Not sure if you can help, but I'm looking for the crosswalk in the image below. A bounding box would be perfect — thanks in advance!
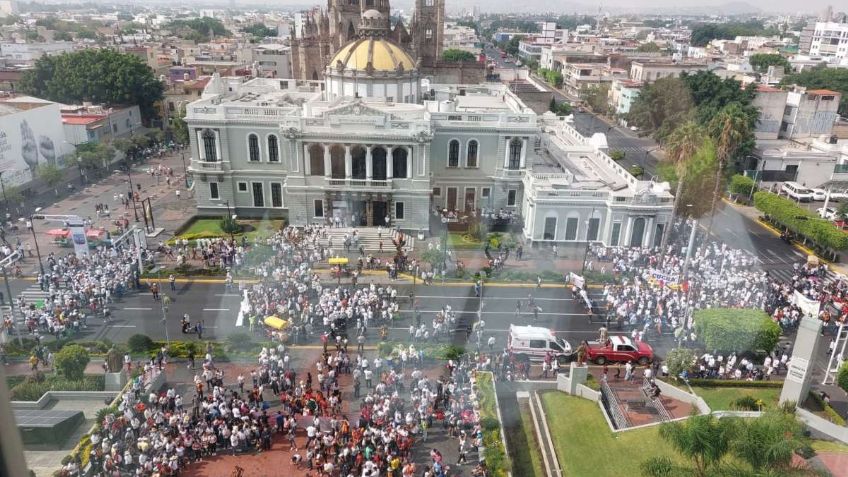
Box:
[3,284,52,325]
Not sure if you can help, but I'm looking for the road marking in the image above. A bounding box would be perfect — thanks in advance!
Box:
[409,295,575,302]
[123,307,152,311]
[396,309,588,316]
[203,308,230,311]
[214,294,241,297]
[109,325,137,328]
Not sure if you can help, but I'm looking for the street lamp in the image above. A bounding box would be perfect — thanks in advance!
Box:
[581,207,597,273]
[181,151,190,188]
[126,161,140,223]
[28,208,44,275]
[0,170,8,214]
[643,147,660,170]
[0,251,24,346]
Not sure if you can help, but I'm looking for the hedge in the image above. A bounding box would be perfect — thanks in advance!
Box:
[693,308,781,353]
[477,373,509,477]
[686,378,783,388]
[729,174,755,197]
[838,362,848,394]
[754,191,848,252]
[10,375,105,401]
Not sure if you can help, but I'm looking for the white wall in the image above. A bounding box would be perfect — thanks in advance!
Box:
[0,102,73,187]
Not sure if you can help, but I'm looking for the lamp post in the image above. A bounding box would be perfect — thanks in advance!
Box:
[643,146,660,170]
[0,251,23,346]
[580,207,597,274]
[28,209,44,275]
[0,170,7,214]
[181,151,189,188]
[441,217,448,283]
[126,161,140,223]
[158,269,170,348]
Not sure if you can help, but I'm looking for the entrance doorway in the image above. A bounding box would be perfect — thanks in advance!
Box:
[352,200,367,226]
[446,187,458,211]
[464,188,476,212]
[543,216,557,240]
[373,201,388,226]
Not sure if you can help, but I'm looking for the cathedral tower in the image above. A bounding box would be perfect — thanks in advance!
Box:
[411,0,444,68]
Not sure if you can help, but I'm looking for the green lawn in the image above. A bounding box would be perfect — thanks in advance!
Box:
[689,386,781,411]
[447,232,484,250]
[541,392,680,476]
[182,218,224,235]
[177,218,284,241]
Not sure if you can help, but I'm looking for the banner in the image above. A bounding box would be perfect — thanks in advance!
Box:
[649,269,679,286]
[69,222,88,256]
[568,272,585,289]
[793,290,821,318]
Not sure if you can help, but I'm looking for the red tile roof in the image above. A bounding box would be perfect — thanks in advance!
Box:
[62,116,104,125]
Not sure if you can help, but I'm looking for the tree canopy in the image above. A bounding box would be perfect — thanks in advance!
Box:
[241,23,276,38]
[636,41,662,52]
[441,49,477,62]
[749,53,791,73]
[19,49,164,122]
[168,17,231,42]
[626,76,694,140]
[690,20,779,46]
[754,191,848,253]
[782,66,848,115]
[693,308,781,353]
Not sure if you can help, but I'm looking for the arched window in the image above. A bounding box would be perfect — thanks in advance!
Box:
[392,148,408,178]
[330,145,346,178]
[202,129,217,162]
[267,135,279,162]
[372,147,387,180]
[351,146,367,179]
[448,140,459,167]
[248,134,260,162]
[508,138,522,169]
[309,144,324,176]
[466,140,478,168]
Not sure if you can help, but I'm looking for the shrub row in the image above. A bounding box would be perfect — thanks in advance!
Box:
[10,375,105,401]
[477,373,509,477]
[754,191,848,251]
[686,378,784,388]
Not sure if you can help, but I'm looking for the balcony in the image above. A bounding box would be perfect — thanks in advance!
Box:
[190,159,226,174]
[498,168,525,179]
[324,178,392,189]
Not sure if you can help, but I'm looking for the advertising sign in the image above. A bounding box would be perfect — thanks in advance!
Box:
[0,102,72,188]
[69,222,88,256]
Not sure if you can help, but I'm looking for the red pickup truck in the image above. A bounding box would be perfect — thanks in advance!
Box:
[586,336,653,365]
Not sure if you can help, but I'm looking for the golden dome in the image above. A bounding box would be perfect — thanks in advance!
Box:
[330,37,416,73]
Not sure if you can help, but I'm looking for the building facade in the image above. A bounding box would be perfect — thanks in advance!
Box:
[185,11,673,245]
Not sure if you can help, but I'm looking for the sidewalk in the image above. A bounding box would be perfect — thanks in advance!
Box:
[11,152,196,275]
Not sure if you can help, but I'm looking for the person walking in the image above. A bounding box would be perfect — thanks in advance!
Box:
[169,274,176,291]
[150,282,160,301]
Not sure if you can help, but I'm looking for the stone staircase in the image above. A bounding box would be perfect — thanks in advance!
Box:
[316,227,415,253]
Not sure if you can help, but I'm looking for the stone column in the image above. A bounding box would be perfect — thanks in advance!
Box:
[520,138,528,169]
[504,138,511,168]
[344,145,352,179]
[323,144,331,178]
[366,199,373,226]
[406,146,413,179]
[386,146,393,180]
[304,144,311,175]
[365,146,373,180]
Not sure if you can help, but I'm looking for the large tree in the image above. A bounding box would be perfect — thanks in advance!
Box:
[706,103,753,235]
[782,66,848,115]
[625,76,694,140]
[19,49,164,122]
[660,120,706,254]
[749,53,791,73]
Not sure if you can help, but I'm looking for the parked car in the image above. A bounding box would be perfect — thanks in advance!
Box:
[830,190,848,202]
[585,336,653,365]
[507,325,572,364]
[781,182,815,202]
[810,188,828,201]
[817,207,838,220]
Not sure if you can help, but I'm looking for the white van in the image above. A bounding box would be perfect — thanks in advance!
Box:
[507,325,572,364]
[781,182,815,202]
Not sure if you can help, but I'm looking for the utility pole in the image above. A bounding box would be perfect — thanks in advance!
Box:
[181,151,190,188]
[28,210,44,275]
[1,251,24,346]
[682,218,698,279]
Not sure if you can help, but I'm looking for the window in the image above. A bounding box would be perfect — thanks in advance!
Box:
[529,340,546,349]
[248,134,260,162]
[314,199,324,217]
[565,217,578,241]
[202,129,217,162]
[507,189,517,206]
[237,182,247,192]
[252,182,264,207]
[392,148,408,178]
[466,140,478,168]
[270,183,283,207]
[508,138,522,169]
[268,135,279,162]
[112,123,117,133]
[611,222,621,246]
[432,187,441,196]
[209,182,219,200]
[125,118,131,129]
[395,202,405,220]
[481,187,490,198]
[448,140,460,167]
[653,223,665,248]
[587,217,600,241]
[426,28,433,40]
[543,217,556,240]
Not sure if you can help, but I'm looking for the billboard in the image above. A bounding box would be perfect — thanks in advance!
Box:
[69,221,88,256]
[0,100,72,188]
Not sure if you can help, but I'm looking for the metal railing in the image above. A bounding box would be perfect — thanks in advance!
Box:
[600,380,631,429]
[324,178,392,188]
[642,378,672,422]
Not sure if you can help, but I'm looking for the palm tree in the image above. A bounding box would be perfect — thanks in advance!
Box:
[729,410,824,476]
[641,414,736,477]
[659,121,706,257]
[706,104,751,236]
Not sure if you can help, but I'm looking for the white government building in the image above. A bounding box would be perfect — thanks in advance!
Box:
[185,11,674,247]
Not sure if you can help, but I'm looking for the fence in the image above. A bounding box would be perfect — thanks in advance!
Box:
[642,378,672,422]
[600,380,630,429]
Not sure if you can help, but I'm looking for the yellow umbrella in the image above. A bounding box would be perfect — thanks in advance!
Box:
[328,257,349,265]
[264,316,288,330]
